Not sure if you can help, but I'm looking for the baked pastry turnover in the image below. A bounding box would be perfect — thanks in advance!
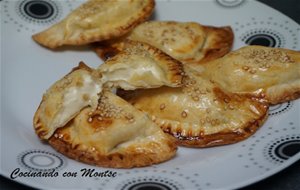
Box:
[32,0,155,48]
[34,63,179,167]
[48,91,177,168]
[98,41,184,90]
[118,65,269,147]
[94,21,234,64]
[202,46,300,104]
[33,43,185,167]
[34,51,183,140]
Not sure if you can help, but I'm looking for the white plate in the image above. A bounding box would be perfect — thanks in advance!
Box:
[1,0,300,190]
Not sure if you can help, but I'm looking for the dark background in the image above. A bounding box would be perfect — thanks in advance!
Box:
[1,0,299,189]
[259,0,300,25]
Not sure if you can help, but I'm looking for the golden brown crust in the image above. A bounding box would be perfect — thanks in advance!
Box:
[202,46,300,105]
[198,26,234,64]
[270,92,300,105]
[49,130,177,168]
[156,87,269,147]
[46,91,177,168]
[118,65,269,147]
[93,21,234,64]
[34,65,178,168]
[93,40,126,61]
[266,82,300,105]
[34,42,184,141]
[32,0,155,48]
[158,103,268,148]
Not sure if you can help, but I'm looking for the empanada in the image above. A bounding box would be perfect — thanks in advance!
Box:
[118,65,268,147]
[48,91,177,168]
[34,63,102,139]
[34,59,180,167]
[32,0,155,48]
[201,46,300,104]
[98,40,184,90]
[34,47,183,140]
[94,21,234,64]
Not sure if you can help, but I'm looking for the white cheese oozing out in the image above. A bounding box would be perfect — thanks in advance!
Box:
[46,73,102,139]
[99,58,167,90]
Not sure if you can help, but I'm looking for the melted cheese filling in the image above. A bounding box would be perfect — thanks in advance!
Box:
[47,73,102,139]
[100,58,167,90]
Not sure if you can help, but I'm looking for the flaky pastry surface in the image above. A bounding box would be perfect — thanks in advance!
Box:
[48,91,177,168]
[32,0,155,48]
[94,21,233,64]
[118,65,269,147]
[202,46,300,104]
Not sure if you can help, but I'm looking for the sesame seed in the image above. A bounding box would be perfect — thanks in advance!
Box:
[211,120,216,126]
[249,69,256,74]
[125,113,134,120]
[200,90,206,94]
[242,48,294,67]
[224,98,230,103]
[192,96,199,101]
[181,111,187,118]
[58,134,64,139]
[160,103,166,110]
[242,66,249,71]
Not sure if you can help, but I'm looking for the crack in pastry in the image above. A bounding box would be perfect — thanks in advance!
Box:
[98,40,184,90]
[94,21,233,64]
[201,46,300,104]
[33,59,181,167]
[34,63,102,139]
[32,0,155,48]
[118,65,269,147]
[34,43,184,140]
[48,91,177,168]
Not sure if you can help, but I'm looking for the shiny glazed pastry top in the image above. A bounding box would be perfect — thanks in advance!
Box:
[32,0,155,48]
